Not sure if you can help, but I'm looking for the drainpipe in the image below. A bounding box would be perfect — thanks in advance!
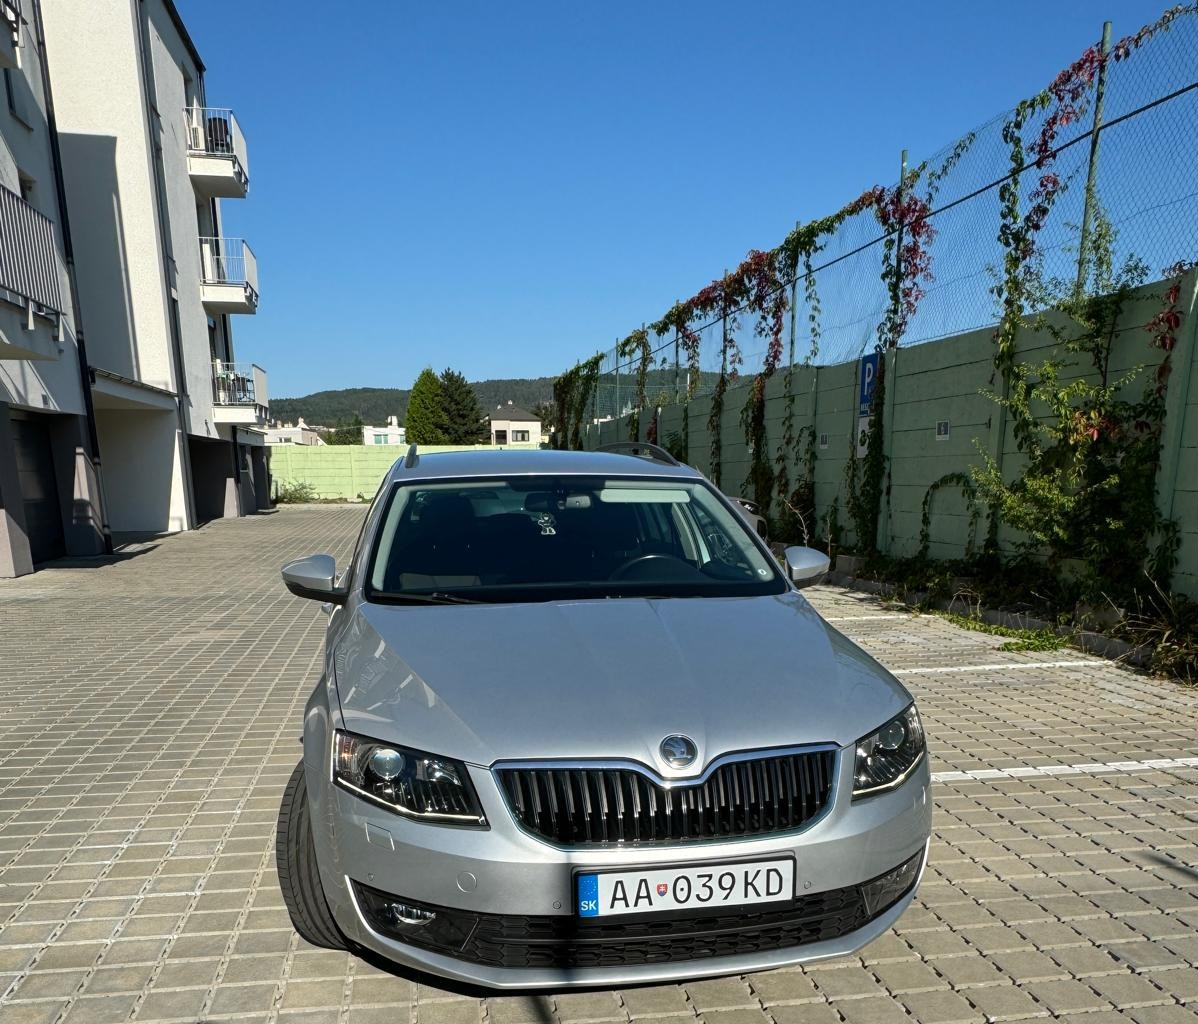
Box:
[30,0,113,553]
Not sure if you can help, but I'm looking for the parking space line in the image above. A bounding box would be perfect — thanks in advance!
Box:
[932,756,1198,783]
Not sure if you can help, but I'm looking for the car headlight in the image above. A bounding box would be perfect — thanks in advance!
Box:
[852,704,926,798]
[333,730,486,825]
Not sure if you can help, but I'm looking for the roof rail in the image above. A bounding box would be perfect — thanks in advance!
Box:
[596,441,682,467]
[403,443,419,469]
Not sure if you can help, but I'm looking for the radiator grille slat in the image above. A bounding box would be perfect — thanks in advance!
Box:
[497,750,835,846]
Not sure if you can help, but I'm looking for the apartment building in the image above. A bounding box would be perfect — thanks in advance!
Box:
[41,0,268,535]
[362,416,406,446]
[265,419,325,446]
[0,0,106,575]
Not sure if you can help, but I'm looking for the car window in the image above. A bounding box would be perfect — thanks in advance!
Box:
[364,475,785,603]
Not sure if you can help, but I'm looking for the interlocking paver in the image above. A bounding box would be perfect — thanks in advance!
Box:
[958,983,1046,1021]
[769,1003,843,1024]
[898,989,982,1023]
[1,507,1197,1024]
[833,994,912,1024]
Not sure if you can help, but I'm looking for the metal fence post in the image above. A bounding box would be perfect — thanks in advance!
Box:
[878,150,907,555]
[674,328,681,405]
[1076,21,1113,297]
[613,338,620,421]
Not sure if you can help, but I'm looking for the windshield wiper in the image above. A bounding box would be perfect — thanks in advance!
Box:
[371,592,487,605]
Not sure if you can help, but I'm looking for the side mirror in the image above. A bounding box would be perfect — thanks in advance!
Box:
[783,546,830,588]
[282,553,348,605]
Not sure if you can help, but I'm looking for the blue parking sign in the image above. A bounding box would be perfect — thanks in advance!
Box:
[859,353,880,416]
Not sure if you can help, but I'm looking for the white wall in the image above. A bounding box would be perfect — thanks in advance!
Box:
[95,408,189,533]
[41,0,176,390]
[490,417,540,447]
[143,0,222,441]
[362,425,406,445]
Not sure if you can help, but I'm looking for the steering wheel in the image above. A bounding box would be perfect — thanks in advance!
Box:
[610,553,686,580]
[706,531,735,561]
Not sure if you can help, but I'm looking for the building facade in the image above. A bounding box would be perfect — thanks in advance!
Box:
[0,0,106,575]
[41,0,268,536]
[489,403,540,448]
[362,415,405,446]
[266,418,325,446]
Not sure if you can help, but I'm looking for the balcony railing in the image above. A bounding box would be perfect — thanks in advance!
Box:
[213,361,269,414]
[186,106,249,181]
[0,185,64,315]
[2,0,19,50]
[200,236,258,297]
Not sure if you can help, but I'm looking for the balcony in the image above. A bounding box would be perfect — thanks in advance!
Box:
[200,237,258,314]
[186,107,249,198]
[0,184,66,359]
[212,361,269,425]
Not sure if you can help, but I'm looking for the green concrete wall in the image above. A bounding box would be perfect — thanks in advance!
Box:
[582,272,1198,596]
[269,445,508,501]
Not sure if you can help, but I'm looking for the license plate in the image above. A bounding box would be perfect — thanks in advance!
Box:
[576,858,794,918]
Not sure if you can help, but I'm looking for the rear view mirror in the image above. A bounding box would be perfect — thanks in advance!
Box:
[783,546,830,588]
[282,553,348,605]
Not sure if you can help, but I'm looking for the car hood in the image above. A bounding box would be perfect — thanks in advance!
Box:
[332,592,911,775]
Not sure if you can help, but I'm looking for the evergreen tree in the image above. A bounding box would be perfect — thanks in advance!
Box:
[324,414,364,445]
[405,368,449,444]
[439,368,488,444]
[529,401,554,432]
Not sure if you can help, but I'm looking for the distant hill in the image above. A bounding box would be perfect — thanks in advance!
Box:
[270,378,556,427]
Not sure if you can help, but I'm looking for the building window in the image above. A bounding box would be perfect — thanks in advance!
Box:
[4,69,33,130]
[512,430,530,442]
[494,430,508,445]
[373,435,387,445]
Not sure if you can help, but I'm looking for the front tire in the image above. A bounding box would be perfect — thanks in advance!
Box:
[277,760,345,949]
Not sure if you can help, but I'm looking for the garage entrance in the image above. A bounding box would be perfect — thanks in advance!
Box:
[10,416,65,564]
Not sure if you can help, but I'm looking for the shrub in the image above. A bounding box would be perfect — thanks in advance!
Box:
[274,479,319,504]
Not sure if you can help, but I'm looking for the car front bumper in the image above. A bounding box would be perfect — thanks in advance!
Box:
[302,739,932,989]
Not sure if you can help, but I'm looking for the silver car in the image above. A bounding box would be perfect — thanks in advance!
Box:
[277,445,931,990]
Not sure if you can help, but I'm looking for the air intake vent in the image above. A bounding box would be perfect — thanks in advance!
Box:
[496,749,836,846]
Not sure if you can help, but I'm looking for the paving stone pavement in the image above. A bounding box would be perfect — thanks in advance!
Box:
[1,506,1196,1024]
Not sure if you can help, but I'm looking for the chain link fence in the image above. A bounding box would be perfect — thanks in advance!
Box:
[580,10,1198,420]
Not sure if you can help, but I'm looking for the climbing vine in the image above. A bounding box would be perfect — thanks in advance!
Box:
[738,250,791,507]
[551,353,602,450]
[776,425,818,545]
[919,473,980,559]
[975,214,1190,600]
[543,2,1197,598]
[975,4,1198,601]
[617,328,652,442]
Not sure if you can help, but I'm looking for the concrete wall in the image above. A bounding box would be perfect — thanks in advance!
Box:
[581,272,1198,597]
[270,445,509,501]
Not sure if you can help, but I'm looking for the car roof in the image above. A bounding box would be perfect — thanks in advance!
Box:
[382,448,704,485]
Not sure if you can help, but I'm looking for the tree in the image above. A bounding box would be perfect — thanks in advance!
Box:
[529,400,554,432]
[439,368,488,444]
[323,414,364,445]
[405,368,448,444]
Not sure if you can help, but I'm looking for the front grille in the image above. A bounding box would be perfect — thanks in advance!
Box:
[495,750,836,846]
[353,877,873,969]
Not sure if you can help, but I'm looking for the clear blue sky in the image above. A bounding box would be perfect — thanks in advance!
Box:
[180,1,1170,398]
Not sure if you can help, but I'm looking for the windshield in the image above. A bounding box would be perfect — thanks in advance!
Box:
[364,475,785,603]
